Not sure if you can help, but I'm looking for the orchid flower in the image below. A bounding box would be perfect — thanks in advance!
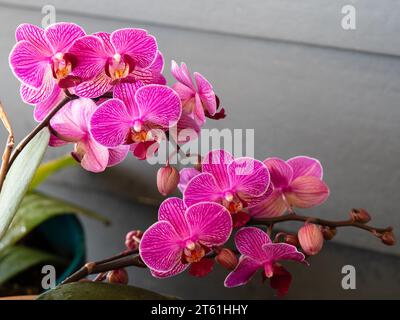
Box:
[139,198,232,278]
[183,150,271,218]
[89,82,181,160]
[69,29,161,98]
[249,156,330,218]
[50,98,129,172]
[224,227,306,289]
[171,61,217,126]
[9,23,85,113]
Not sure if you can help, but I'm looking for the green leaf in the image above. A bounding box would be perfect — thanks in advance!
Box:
[0,245,66,285]
[0,128,50,239]
[37,282,176,300]
[0,192,110,254]
[29,154,76,191]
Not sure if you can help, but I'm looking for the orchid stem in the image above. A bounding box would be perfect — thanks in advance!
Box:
[0,101,15,191]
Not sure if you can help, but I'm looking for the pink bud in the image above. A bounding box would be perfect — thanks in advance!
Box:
[157,165,179,196]
[106,269,129,285]
[215,248,238,271]
[381,230,395,246]
[298,223,324,256]
[125,230,143,251]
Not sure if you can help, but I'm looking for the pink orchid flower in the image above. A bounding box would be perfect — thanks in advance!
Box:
[90,82,181,160]
[50,98,128,172]
[9,23,85,106]
[140,198,232,278]
[249,156,330,218]
[69,29,161,98]
[183,150,271,216]
[224,227,306,288]
[171,61,217,126]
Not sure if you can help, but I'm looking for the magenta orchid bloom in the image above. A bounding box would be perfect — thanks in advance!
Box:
[69,29,161,98]
[171,61,217,126]
[224,227,306,288]
[89,83,181,161]
[9,23,85,107]
[249,156,330,218]
[183,150,271,216]
[50,98,129,172]
[139,198,232,278]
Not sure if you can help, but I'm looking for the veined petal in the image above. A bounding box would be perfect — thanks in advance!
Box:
[113,82,140,118]
[20,68,54,105]
[15,23,51,55]
[93,32,114,55]
[194,72,216,115]
[44,22,85,53]
[183,172,222,207]
[34,85,65,122]
[186,202,232,247]
[194,93,206,125]
[248,189,287,218]
[139,221,182,272]
[201,149,233,190]
[287,156,323,180]
[9,40,50,88]
[228,157,270,200]
[50,98,97,141]
[172,82,195,102]
[49,133,68,147]
[178,168,200,193]
[130,51,166,85]
[224,256,261,288]
[90,98,132,147]
[69,35,108,81]
[171,60,195,90]
[150,263,188,278]
[262,243,306,264]
[111,28,157,68]
[79,139,109,173]
[234,227,272,260]
[264,157,293,188]
[135,84,181,128]
[107,145,129,167]
[74,72,112,98]
[285,176,330,208]
[158,197,189,239]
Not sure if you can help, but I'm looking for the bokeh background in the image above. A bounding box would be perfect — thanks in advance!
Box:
[0,0,399,298]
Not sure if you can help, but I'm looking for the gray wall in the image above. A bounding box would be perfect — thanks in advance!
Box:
[0,1,399,298]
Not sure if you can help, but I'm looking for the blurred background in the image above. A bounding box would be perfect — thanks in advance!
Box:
[0,0,399,298]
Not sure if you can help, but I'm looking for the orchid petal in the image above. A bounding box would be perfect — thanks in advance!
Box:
[111,28,157,68]
[107,145,129,167]
[264,157,293,188]
[90,98,132,147]
[135,84,181,128]
[201,149,233,190]
[228,157,270,200]
[285,176,330,208]
[15,23,51,55]
[113,82,140,118]
[178,168,200,193]
[262,243,306,264]
[93,32,114,55]
[20,69,54,105]
[78,139,109,173]
[139,221,182,272]
[287,156,323,180]
[172,82,195,102]
[74,72,112,98]
[158,197,189,238]
[186,202,232,247]
[194,72,216,115]
[171,60,195,89]
[44,22,85,53]
[234,227,272,260]
[150,263,188,278]
[34,85,65,122]
[9,40,50,88]
[248,189,287,218]
[224,256,261,288]
[183,173,222,207]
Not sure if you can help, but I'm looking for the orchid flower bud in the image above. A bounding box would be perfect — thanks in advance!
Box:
[322,226,337,240]
[106,268,129,285]
[350,208,371,223]
[125,230,143,251]
[157,165,179,196]
[381,230,395,246]
[284,234,299,246]
[298,223,324,256]
[215,248,238,271]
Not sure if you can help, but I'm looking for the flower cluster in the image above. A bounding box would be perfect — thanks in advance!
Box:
[9,22,221,171]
